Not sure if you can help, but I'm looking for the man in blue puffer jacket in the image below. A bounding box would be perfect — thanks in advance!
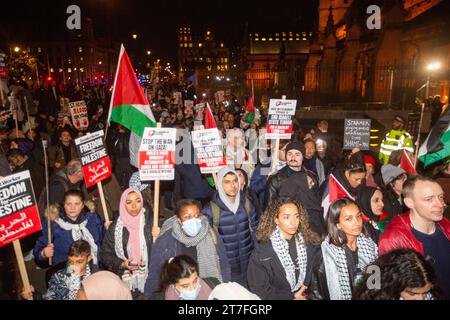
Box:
[202,168,258,288]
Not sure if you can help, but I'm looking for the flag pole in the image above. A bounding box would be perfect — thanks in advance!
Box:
[414,102,425,168]
[105,44,124,141]
[42,139,52,266]
[152,122,162,243]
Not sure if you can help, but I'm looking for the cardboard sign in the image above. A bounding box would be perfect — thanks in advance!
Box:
[75,130,112,188]
[191,129,227,174]
[184,100,194,116]
[69,100,89,129]
[0,171,42,247]
[343,118,371,150]
[195,103,205,121]
[265,99,297,139]
[139,128,176,181]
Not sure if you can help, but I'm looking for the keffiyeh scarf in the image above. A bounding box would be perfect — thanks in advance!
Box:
[270,226,307,292]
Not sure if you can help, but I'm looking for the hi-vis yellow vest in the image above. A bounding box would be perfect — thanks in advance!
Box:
[379,129,414,164]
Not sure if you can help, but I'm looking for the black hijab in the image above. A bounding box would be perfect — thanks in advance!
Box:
[356,186,378,221]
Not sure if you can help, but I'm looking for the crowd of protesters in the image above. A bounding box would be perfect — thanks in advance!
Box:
[0,76,449,301]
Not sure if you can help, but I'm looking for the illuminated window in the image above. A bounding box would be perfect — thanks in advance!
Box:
[68,68,72,73]
[180,43,183,47]
[207,65,212,71]
[184,43,187,47]
[206,58,211,63]
[80,57,83,61]
[275,38,279,41]
[254,38,259,41]
[78,47,83,53]
[189,43,193,47]
[68,59,72,64]
[296,38,300,41]
[199,57,203,62]
[282,32,286,36]
[50,68,54,73]
[37,47,42,53]
[282,38,286,41]
[59,68,63,73]
[220,43,224,48]
[261,38,266,41]
[225,65,228,70]
[217,65,221,70]
[275,33,279,36]
[80,68,84,73]
[255,33,259,37]
[184,36,187,41]
[224,58,227,62]
[296,33,300,37]
[289,38,293,41]
[268,38,273,41]
[302,38,307,40]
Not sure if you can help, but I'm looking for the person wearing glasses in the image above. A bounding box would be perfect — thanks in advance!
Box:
[380,164,408,218]
[379,176,450,299]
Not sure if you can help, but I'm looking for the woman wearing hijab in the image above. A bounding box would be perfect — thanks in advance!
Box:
[355,186,391,244]
[100,188,160,298]
[77,271,132,300]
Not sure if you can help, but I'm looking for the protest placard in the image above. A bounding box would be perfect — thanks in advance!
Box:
[195,102,205,121]
[69,100,89,129]
[215,90,225,103]
[75,130,112,188]
[191,128,227,174]
[265,99,297,139]
[139,127,176,180]
[0,171,42,247]
[343,118,371,150]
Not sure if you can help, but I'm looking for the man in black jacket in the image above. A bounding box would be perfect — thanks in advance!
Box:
[264,141,324,235]
[7,149,45,199]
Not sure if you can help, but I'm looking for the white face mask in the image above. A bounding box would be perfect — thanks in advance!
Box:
[178,282,201,300]
[181,218,202,237]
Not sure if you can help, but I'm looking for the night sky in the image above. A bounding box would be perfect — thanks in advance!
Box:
[1,0,318,64]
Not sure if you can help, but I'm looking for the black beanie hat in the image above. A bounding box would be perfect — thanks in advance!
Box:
[285,141,305,156]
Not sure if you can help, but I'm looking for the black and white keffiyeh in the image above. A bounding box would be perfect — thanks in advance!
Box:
[55,219,99,265]
[270,226,307,292]
[321,234,378,300]
[67,264,91,300]
[114,213,148,293]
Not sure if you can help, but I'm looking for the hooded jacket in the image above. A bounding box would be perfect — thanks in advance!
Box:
[202,168,257,285]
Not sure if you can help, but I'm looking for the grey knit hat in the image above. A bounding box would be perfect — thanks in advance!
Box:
[381,164,406,185]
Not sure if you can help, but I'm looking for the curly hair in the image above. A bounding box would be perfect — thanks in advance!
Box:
[353,249,446,300]
[257,197,321,246]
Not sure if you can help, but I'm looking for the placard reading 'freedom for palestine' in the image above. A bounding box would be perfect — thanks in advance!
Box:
[343,118,371,150]
[139,127,176,181]
[191,128,227,174]
[265,99,297,139]
[0,171,42,247]
[75,130,112,188]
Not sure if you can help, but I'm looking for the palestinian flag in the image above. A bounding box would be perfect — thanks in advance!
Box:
[244,80,255,124]
[321,173,354,219]
[418,107,450,168]
[204,102,217,129]
[400,149,417,176]
[107,44,156,167]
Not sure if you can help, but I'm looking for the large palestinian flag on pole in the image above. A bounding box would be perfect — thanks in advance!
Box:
[418,107,450,168]
[107,44,156,167]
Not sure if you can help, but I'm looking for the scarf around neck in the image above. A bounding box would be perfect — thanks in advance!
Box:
[171,216,223,282]
[270,226,307,292]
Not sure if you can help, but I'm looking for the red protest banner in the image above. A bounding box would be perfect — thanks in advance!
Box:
[75,130,112,188]
[0,171,42,248]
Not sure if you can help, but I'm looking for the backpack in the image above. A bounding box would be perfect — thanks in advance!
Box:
[210,196,253,234]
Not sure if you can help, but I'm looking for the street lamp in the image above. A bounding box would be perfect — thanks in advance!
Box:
[425,62,441,99]
[14,47,20,52]
[147,50,151,56]
[132,34,138,39]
